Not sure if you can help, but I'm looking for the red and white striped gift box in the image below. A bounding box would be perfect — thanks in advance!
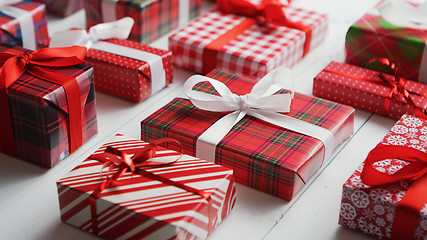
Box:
[57,134,236,240]
[169,1,327,80]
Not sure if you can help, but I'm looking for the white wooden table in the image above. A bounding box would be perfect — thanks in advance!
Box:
[0,0,399,239]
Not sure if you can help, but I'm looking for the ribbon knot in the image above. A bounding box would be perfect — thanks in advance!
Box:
[236,94,250,112]
[19,52,31,63]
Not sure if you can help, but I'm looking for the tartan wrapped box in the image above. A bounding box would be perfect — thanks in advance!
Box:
[313,61,427,120]
[40,37,173,102]
[0,1,48,50]
[0,43,97,168]
[141,69,354,200]
[168,1,328,80]
[345,2,427,84]
[32,0,83,17]
[339,114,427,240]
[83,0,202,45]
[57,134,236,240]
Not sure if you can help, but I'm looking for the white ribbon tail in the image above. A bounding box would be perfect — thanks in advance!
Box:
[178,0,190,27]
[0,5,36,50]
[49,30,90,48]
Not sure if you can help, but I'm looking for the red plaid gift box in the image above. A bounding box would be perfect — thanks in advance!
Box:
[313,61,427,120]
[57,134,236,240]
[169,0,328,80]
[0,43,97,168]
[40,33,173,102]
[141,69,354,200]
[345,1,427,84]
[339,114,427,240]
[32,0,83,17]
[0,1,48,50]
[83,0,201,45]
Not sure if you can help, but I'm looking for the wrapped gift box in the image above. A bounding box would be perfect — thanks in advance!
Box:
[345,2,427,84]
[0,43,97,168]
[0,1,48,50]
[40,37,173,102]
[339,114,427,239]
[84,0,202,44]
[169,2,328,80]
[313,61,427,119]
[57,134,236,240]
[141,69,354,200]
[32,0,83,17]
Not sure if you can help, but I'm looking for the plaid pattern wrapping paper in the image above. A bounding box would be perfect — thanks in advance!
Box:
[57,134,236,240]
[339,115,427,240]
[32,0,83,17]
[84,0,201,45]
[1,43,98,168]
[313,61,427,120]
[141,70,354,200]
[168,3,328,80]
[0,1,48,49]
[345,4,427,83]
[40,37,173,102]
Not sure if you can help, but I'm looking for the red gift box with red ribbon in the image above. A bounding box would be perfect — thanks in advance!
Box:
[0,43,97,168]
[168,0,328,80]
[57,134,236,240]
[339,114,427,240]
[313,61,427,120]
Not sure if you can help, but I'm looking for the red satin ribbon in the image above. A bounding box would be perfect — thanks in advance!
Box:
[87,138,212,235]
[324,58,427,120]
[0,46,87,156]
[361,144,427,240]
[202,0,311,74]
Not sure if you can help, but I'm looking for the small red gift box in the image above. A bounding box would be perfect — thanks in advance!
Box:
[57,134,236,240]
[169,0,328,80]
[339,114,427,239]
[313,61,427,120]
[40,36,173,102]
[84,0,202,44]
[141,69,354,200]
[0,43,97,168]
[0,1,48,50]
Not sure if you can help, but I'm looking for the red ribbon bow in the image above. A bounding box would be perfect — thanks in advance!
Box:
[369,58,427,120]
[361,143,427,240]
[87,138,212,235]
[0,46,87,157]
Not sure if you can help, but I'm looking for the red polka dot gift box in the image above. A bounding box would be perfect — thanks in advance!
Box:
[313,61,427,120]
[57,134,236,240]
[168,0,328,80]
[141,68,354,201]
[339,114,427,240]
[32,0,83,17]
[40,36,173,102]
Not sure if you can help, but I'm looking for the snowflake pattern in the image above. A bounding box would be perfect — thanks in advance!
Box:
[421,220,427,231]
[374,205,385,215]
[341,203,357,220]
[351,190,370,208]
[421,126,427,135]
[370,188,392,204]
[391,125,408,134]
[373,159,391,168]
[406,131,419,139]
[420,135,427,142]
[376,217,386,227]
[386,135,407,145]
[410,139,420,145]
[403,116,423,127]
[409,144,426,152]
[362,208,376,221]
[420,203,427,216]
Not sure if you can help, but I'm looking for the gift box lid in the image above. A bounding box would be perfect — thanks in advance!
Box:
[57,134,236,239]
[316,61,427,110]
[2,43,93,114]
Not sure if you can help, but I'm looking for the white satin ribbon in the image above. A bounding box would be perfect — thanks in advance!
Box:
[49,17,166,94]
[0,1,36,50]
[183,67,335,165]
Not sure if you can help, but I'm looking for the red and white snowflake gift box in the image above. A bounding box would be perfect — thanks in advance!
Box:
[168,0,327,80]
[57,134,236,240]
[339,114,427,240]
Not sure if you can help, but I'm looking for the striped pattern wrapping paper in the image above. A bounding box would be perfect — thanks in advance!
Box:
[313,61,427,120]
[345,4,427,83]
[141,70,354,200]
[32,0,83,17]
[57,134,236,240]
[84,0,202,45]
[0,1,48,48]
[168,2,328,80]
[1,43,97,168]
[40,37,173,102]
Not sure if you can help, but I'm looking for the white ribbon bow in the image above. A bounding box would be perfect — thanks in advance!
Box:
[49,17,167,95]
[0,0,36,50]
[378,0,427,30]
[183,67,335,168]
